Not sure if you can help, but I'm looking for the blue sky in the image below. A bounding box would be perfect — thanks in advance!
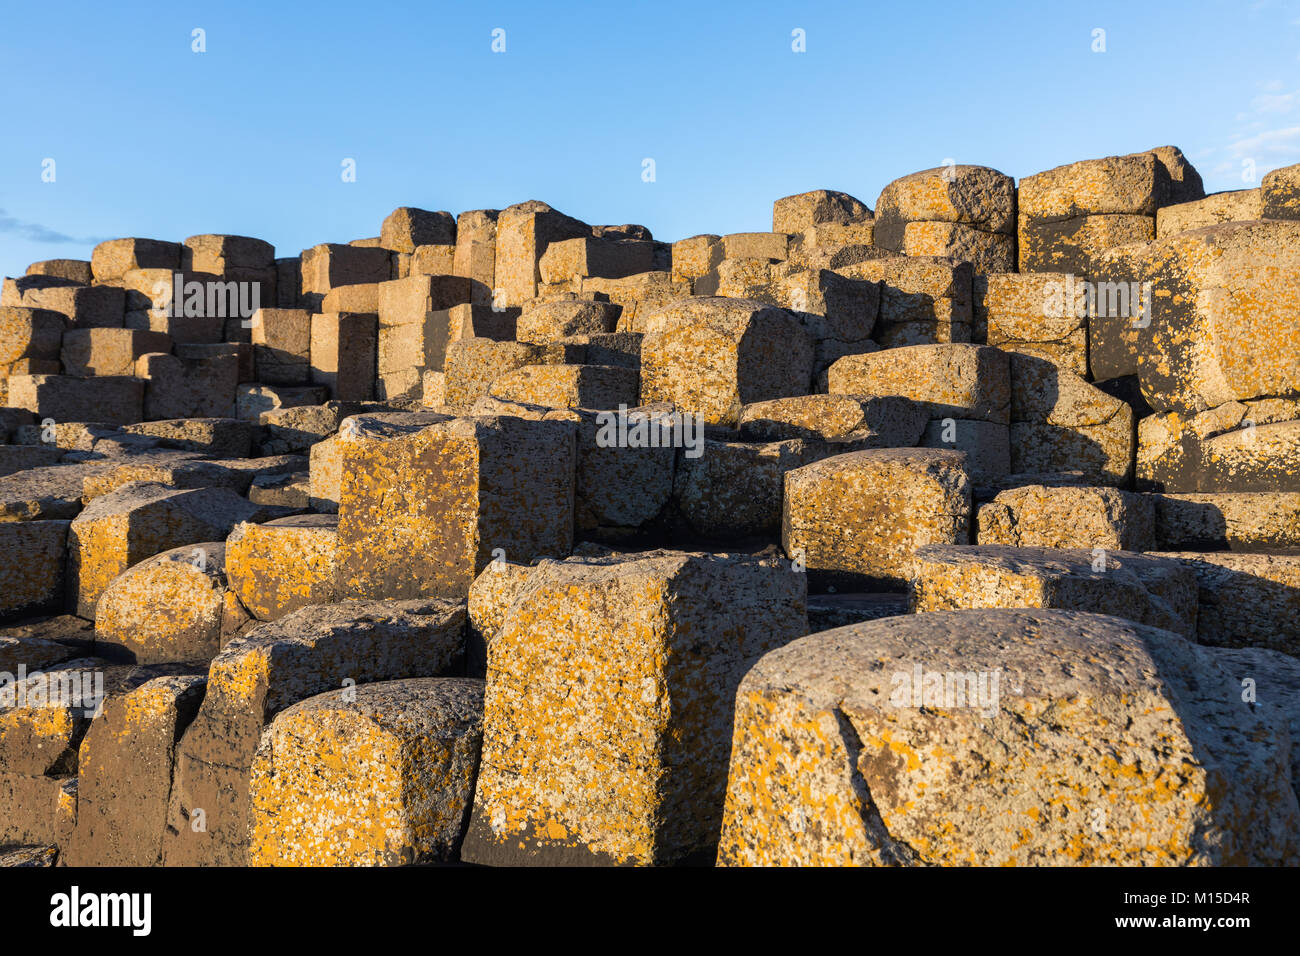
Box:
[2,0,1299,278]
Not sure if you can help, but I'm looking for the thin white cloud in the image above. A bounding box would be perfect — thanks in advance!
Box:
[1208,78,1300,182]
[1251,89,1300,114]
[1228,124,1300,158]
[0,208,104,244]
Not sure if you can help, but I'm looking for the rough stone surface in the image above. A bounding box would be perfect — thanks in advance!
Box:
[1010,354,1135,485]
[673,438,858,539]
[488,363,638,411]
[0,773,77,851]
[163,597,466,866]
[0,520,70,619]
[783,448,971,589]
[978,485,1155,551]
[1262,162,1300,220]
[0,462,115,522]
[910,544,1197,637]
[335,414,575,602]
[1208,646,1300,794]
[62,674,206,866]
[1094,221,1300,415]
[826,345,1009,425]
[516,300,621,343]
[738,395,928,445]
[919,418,1010,482]
[0,307,66,365]
[462,551,807,866]
[122,418,253,458]
[874,166,1017,242]
[93,542,249,663]
[68,482,272,618]
[837,256,973,346]
[225,514,339,622]
[1157,189,1262,237]
[6,374,144,426]
[1151,552,1300,658]
[981,273,1088,375]
[640,298,814,426]
[248,677,484,866]
[1153,492,1300,550]
[773,190,871,238]
[718,608,1297,866]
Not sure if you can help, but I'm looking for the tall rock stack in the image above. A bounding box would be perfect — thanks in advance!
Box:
[2,151,1300,868]
[873,165,1018,273]
[1017,146,1204,274]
